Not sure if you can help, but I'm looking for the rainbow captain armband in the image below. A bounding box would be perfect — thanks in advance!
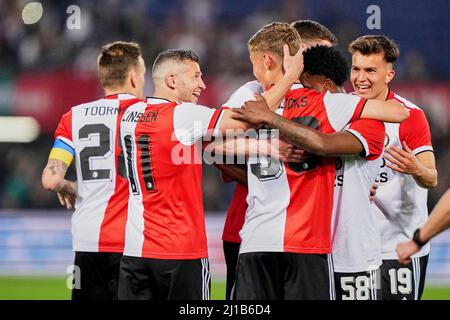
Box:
[49,138,75,167]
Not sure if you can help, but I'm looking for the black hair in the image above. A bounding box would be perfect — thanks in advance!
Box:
[303,45,349,86]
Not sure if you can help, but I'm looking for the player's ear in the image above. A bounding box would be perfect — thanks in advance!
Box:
[130,70,137,88]
[323,78,335,92]
[166,74,176,90]
[386,68,395,85]
[385,62,395,84]
[263,54,273,70]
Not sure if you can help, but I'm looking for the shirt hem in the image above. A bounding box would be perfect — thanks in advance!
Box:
[333,263,382,273]
[124,251,208,260]
[240,245,331,254]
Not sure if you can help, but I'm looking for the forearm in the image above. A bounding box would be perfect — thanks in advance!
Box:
[413,165,438,189]
[215,164,248,186]
[42,159,70,192]
[262,75,298,111]
[420,189,450,242]
[264,113,343,156]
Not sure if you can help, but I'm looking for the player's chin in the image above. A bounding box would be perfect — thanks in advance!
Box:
[355,89,372,99]
[191,94,199,103]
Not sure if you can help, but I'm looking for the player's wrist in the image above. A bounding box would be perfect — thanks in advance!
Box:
[412,228,428,248]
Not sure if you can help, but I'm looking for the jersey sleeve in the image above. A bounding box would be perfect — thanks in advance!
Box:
[222,81,263,108]
[173,103,225,146]
[345,119,385,160]
[399,108,433,155]
[323,91,367,131]
[49,110,75,166]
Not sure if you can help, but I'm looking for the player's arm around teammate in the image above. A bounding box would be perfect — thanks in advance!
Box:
[232,91,407,157]
[217,44,305,132]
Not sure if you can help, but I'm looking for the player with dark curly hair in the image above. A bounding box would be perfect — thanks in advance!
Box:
[301,45,349,93]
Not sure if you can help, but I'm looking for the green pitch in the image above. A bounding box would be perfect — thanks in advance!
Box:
[0,277,448,300]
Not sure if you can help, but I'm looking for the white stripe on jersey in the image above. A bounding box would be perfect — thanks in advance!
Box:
[201,258,210,300]
[413,257,420,300]
[70,99,121,252]
[374,92,431,259]
[346,128,370,157]
[121,102,147,257]
[327,254,335,300]
[331,152,383,273]
[239,157,290,254]
[222,80,263,108]
[323,92,364,131]
[412,145,434,155]
[56,136,75,149]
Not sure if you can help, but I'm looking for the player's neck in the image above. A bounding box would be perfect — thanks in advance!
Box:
[152,88,175,102]
[103,87,137,98]
[265,70,285,90]
[373,86,390,101]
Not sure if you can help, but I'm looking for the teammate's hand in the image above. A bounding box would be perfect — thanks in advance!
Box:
[384,141,424,176]
[396,240,420,264]
[369,182,379,203]
[282,43,306,82]
[274,138,305,163]
[57,180,77,210]
[231,94,272,127]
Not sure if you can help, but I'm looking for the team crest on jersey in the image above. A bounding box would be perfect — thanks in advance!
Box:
[383,132,390,150]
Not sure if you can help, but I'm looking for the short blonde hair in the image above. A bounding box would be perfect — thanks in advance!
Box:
[248,22,301,57]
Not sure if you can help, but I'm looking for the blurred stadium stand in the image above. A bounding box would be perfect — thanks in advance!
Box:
[0,210,449,286]
[0,0,449,286]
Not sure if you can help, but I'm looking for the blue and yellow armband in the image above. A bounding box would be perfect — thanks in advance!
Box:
[49,139,75,167]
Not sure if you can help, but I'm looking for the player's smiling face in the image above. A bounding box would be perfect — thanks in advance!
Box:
[351,51,395,100]
[176,60,206,103]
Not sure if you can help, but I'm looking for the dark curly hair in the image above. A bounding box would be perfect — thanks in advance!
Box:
[303,45,349,86]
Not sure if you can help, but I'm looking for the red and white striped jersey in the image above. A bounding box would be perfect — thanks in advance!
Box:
[373,90,433,259]
[221,81,263,243]
[331,119,385,272]
[52,93,140,253]
[240,84,367,254]
[120,97,224,259]
[223,183,248,243]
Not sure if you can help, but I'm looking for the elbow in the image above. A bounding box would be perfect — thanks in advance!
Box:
[420,172,438,189]
[314,137,332,157]
[428,170,438,189]
[428,176,438,189]
[308,139,328,157]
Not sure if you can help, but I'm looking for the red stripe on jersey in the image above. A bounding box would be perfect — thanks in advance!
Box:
[54,110,73,142]
[350,98,368,122]
[390,91,433,152]
[208,108,226,131]
[348,119,385,160]
[98,98,141,252]
[133,102,208,259]
[222,184,248,243]
[398,106,433,152]
[281,88,342,253]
